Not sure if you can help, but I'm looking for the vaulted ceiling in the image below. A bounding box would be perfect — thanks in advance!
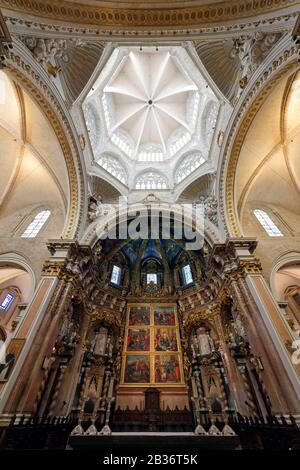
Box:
[0,70,68,241]
[238,69,300,237]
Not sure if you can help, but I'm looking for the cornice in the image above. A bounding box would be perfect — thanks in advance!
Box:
[0,0,299,30]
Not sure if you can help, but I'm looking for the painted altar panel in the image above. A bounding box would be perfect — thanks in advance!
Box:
[154,306,175,326]
[124,355,150,384]
[121,303,184,387]
[127,328,150,351]
[128,305,150,326]
[154,327,178,351]
[154,355,181,383]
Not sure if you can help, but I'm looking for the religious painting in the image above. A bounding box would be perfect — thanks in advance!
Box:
[124,355,150,383]
[127,328,150,351]
[154,355,181,383]
[154,306,175,326]
[154,328,178,352]
[0,338,25,382]
[129,306,150,325]
[122,303,183,386]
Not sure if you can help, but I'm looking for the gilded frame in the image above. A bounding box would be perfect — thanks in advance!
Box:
[120,303,184,387]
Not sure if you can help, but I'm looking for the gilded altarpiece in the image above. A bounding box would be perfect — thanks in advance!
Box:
[121,304,184,387]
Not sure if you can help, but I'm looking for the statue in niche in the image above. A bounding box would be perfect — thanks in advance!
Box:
[193,327,215,357]
[94,241,103,259]
[99,260,109,285]
[196,195,218,226]
[57,306,79,354]
[228,313,250,358]
[106,335,114,357]
[234,314,246,340]
[91,327,108,357]
[88,195,103,222]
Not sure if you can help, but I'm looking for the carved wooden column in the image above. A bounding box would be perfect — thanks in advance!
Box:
[54,311,90,417]
[213,310,249,416]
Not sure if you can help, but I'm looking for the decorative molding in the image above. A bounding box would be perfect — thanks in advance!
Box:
[0,0,298,28]
[183,304,220,334]
[2,7,298,43]
[195,31,285,102]
[0,8,11,66]
[41,260,66,278]
[88,307,121,332]
[18,36,105,102]
[238,258,263,276]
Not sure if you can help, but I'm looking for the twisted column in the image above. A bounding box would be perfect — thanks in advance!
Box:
[251,362,272,415]
[216,366,228,410]
[78,364,90,412]
[193,368,205,408]
[48,364,67,417]
[100,369,111,411]
[239,364,258,418]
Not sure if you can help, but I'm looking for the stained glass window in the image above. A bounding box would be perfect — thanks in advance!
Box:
[147,273,157,284]
[182,264,193,285]
[111,265,122,285]
[0,293,14,311]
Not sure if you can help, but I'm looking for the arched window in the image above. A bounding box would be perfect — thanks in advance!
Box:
[98,154,127,185]
[253,209,283,237]
[135,172,168,190]
[0,292,14,311]
[182,264,193,285]
[21,210,51,238]
[110,265,122,286]
[174,152,205,184]
[147,273,158,285]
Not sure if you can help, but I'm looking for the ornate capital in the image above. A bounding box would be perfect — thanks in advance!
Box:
[42,260,66,278]
[238,258,263,276]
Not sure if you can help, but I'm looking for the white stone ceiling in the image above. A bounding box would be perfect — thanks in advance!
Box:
[82,45,224,193]
[103,50,198,160]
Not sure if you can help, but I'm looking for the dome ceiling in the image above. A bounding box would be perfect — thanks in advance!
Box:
[82,44,223,193]
[103,50,198,161]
